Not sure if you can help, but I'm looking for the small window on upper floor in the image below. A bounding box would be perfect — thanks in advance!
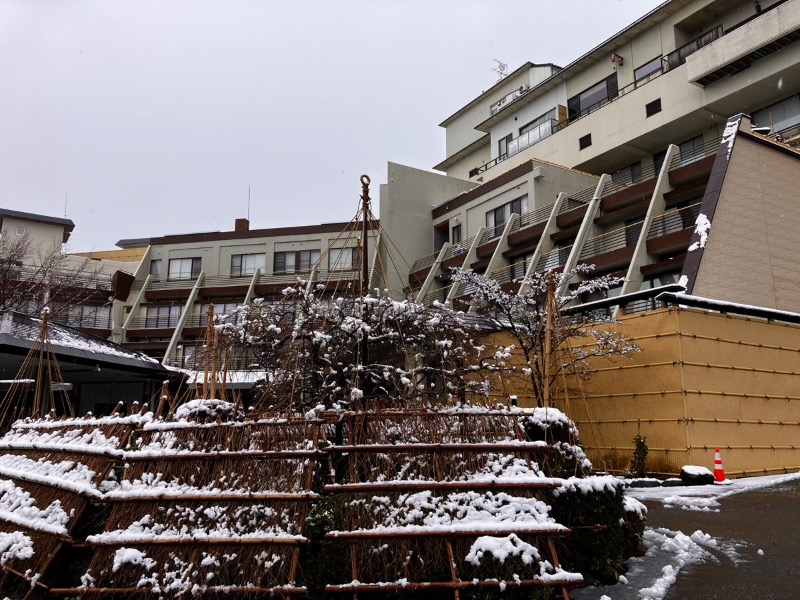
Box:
[634,56,663,84]
[646,99,662,118]
[149,259,162,279]
[15,227,26,237]
[579,134,592,150]
[168,257,201,280]
[329,247,358,271]
[231,253,266,277]
[451,224,462,244]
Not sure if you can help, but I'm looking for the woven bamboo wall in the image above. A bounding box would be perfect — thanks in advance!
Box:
[491,307,800,478]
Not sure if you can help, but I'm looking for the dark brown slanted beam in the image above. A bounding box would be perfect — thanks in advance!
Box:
[328,443,555,453]
[48,586,309,596]
[326,577,581,593]
[326,527,570,540]
[325,480,561,493]
[96,492,320,503]
[82,536,308,547]
[124,450,325,462]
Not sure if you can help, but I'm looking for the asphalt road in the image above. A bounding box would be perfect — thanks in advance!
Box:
[573,478,800,600]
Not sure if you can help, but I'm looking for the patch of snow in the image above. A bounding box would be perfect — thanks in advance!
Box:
[687,213,711,252]
[681,465,712,477]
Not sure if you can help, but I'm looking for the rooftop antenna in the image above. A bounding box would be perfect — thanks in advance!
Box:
[64,192,68,218]
[492,59,508,81]
[247,186,251,221]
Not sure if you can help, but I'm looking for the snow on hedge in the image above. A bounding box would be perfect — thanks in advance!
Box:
[0,531,34,565]
[0,479,71,535]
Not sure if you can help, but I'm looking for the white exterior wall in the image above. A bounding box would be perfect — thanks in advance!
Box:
[489,87,566,161]
[1,217,64,259]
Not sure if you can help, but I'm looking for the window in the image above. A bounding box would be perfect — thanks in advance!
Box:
[146,305,182,328]
[451,224,462,244]
[200,302,241,325]
[678,135,705,165]
[519,108,557,137]
[231,253,266,277]
[274,250,320,274]
[485,195,528,232]
[168,257,201,280]
[579,134,592,150]
[497,133,512,159]
[625,217,645,247]
[753,94,800,134]
[15,227,26,237]
[567,73,618,121]
[329,247,358,270]
[645,99,662,118]
[634,56,663,83]
[612,161,642,186]
[55,304,112,328]
[149,259,162,278]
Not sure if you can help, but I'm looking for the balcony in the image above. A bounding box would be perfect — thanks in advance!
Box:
[646,203,702,256]
[469,119,559,178]
[686,1,800,86]
[489,84,531,116]
[8,265,113,291]
[535,244,573,273]
[577,222,643,273]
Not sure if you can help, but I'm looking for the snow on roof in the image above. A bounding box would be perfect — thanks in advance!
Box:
[0,311,162,368]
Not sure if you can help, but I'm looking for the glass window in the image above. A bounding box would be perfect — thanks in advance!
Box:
[753,94,800,134]
[200,302,240,325]
[149,259,162,278]
[329,248,356,270]
[497,134,512,159]
[146,305,181,328]
[274,250,318,274]
[678,135,705,165]
[568,74,618,121]
[634,56,663,83]
[451,224,462,244]
[231,253,265,276]
[168,257,201,280]
[15,227,26,237]
[612,162,642,186]
[485,195,527,236]
[653,149,668,174]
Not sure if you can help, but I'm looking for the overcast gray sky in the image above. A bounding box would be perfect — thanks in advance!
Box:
[0,0,663,252]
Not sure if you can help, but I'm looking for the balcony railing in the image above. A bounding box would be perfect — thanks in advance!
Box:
[489,84,532,116]
[411,252,438,272]
[469,119,560,178]
[480,222,508,244]
[512,201,555,231]
[420,285,450,306]
[664,25,724,72]
[128,315,181,330]
[668,136,721,169]
[7,265,113,291]
[535,245,573,272]
[579,222,643,262]
[51,313,113,330]
[647,203,702,240]
[441,236,476,261]
[492,258,531,285]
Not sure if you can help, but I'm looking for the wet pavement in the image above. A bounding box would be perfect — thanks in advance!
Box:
[573,478,800,600]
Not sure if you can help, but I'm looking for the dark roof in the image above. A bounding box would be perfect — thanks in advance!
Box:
[0,208,75,243]
[116,237,152,249]
[0,311,167,374]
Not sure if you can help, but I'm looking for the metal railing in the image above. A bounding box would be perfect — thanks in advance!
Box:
[411,252,438,272]
[513,202,555,231]
[7,265,114,291]
[489,84,531,116]
[167,354,263,371]
[535,245,573,272]
[664,25,724,72]
[469,119,560,178]
[668,136,722,169]
[647,203,702,240]
[479,222,507,244]
[558,194,592,215]
[441,236,476,261]
[579,222,643,261]
[128,315,181,330]
[51,313,113,330]
[491,258,531,285]
[420,285,450,306]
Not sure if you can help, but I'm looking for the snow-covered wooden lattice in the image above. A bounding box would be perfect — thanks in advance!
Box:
[316,407,587,598]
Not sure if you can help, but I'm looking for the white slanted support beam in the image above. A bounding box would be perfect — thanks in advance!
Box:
[122,274,152,341]
[617,144,680,316]
[415,243,450,303]
[304,266,318,296]
[244,269,262,305]
[446,226,486,305]
[468,218,518,313]
[162,272,205,367]
[557,174,611,298]
[519,196,566,296]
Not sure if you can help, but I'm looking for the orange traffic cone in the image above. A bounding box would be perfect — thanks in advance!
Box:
[714,448,729,483]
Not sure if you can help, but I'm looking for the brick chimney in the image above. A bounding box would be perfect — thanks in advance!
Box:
[235,218,250,232]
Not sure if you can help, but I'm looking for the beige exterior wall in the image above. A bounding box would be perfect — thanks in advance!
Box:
[444,143,491,182]
[1,217,65,259]
[693,135,800,313]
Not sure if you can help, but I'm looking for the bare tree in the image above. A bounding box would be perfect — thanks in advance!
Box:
[452,266,639,408]
[215,283,496,413]
[0,234,111,324]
